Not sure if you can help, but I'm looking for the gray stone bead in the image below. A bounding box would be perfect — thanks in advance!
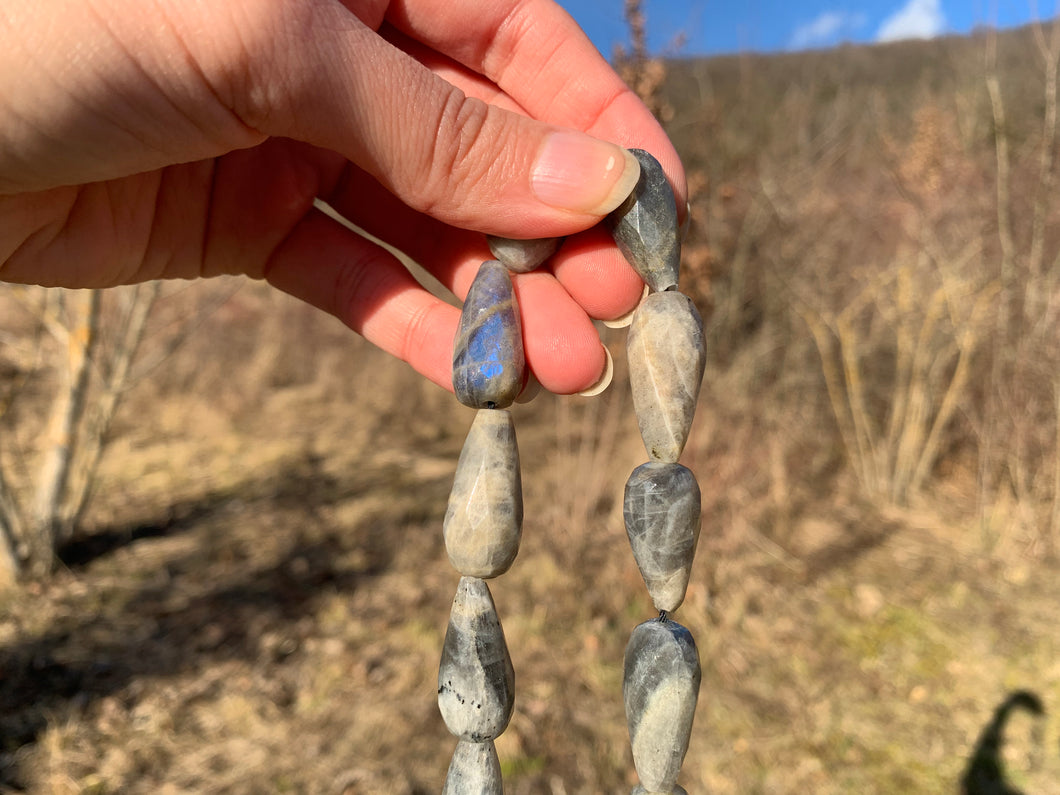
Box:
[444,410,523,578]
[453,261,525,409]
[438,577,516,742]
[607,149,680,293]
[624,618,701,794]
[442,738,504,794]
[623,463,702,613]
[627,291,706,463]
[632,787,688,795]
[487,235,562,273]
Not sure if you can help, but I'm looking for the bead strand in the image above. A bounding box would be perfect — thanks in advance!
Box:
[438,148,704,792]
[440,258,528,793]
[440,232,560,791]
[610,149,706,795]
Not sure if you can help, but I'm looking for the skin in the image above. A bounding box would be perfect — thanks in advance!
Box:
[0,0,686,396]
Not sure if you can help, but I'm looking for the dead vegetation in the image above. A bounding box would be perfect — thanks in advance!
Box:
[3,18,1060,795]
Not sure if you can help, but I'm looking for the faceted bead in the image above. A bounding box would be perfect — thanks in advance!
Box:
[623,463,702,613]
[438,577,516,742]
[624,618,701,794]
[487,235,562,273]
[607,149,680,293]
[444,410,522,578]
[453,261,525,409]
[627,292,706,463]
[442,739,503,795]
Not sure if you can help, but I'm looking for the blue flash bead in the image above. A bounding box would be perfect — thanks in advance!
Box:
[453,261,525,409]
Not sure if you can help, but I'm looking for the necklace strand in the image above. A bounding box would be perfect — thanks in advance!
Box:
[438,148,705,793]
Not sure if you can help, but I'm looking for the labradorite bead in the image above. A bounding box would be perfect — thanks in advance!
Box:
[453,261,525,409]
[487,235,562,273]
[607,149,680,293]
[442,739,503,795]
[438,577,516,742]
[627,291,706,463]
[444,410,522,578]
[623,462,702,613]
[624,618,701,794]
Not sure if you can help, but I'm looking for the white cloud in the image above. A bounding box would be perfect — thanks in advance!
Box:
[789,11,867,50]
[876,0,946,42]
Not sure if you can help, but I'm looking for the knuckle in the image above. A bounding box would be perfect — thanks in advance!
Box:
[191,0,308,134]
[410,91,509,220]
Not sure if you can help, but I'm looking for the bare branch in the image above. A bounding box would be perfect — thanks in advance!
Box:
[1029,18,1060,276]
[63,282,160,529]
[24,289,102,574]
[985,32,1017,291]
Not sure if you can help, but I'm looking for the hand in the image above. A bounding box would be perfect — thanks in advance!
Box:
[0,0,686,395]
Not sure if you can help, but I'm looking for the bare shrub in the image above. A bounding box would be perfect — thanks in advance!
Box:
[0,284,159,580]
[659,20,1060,523]
[612,0,674,123]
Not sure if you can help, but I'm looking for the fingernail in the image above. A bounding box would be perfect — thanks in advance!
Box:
[516,372,542,404]
[578,346,614,397]
[603,283,650,329]
[532,133,640,215]
[680,200,693,242]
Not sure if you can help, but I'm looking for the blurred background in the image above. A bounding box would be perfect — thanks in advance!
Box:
[558,0,1035,56]
[2,1,1060,793]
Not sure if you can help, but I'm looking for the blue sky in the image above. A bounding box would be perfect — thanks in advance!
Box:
[555,1,1051,57]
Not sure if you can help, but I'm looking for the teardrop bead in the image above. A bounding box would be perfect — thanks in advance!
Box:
[627,291,706,463]
[607,148,680,293]
[624,618,700,794]
[442,739,504,795]
[487,235,562,273]
[444,410,523,578]
[438,577,516,742]
[453,261,525,409]
[623,462,702,613]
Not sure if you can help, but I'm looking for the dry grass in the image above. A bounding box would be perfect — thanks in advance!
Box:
[1,277,1058,793]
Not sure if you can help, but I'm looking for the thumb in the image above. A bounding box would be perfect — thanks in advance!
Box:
[232,5,641,237]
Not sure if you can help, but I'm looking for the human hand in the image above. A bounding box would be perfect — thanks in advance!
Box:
[0,0,686,396]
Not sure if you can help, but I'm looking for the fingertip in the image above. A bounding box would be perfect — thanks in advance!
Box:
[591,90,688,214]
[513,272,606,395]
[551,224,645,320]
[603,283,649,329]
[680,198,693,240]
[662,149,689,225]
[577,345,613,397]
[395,300,461,395]
[515,371,542,404]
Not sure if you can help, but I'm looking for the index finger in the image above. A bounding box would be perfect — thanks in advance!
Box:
[383,0,687,210]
